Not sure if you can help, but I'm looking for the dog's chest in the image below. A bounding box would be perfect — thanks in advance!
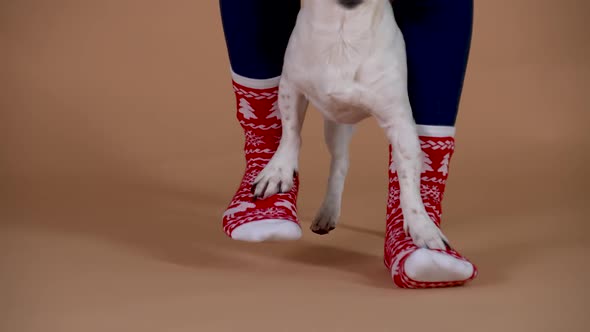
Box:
[284,8,395,123]
[291,35,373,122]
[289,26,364,81]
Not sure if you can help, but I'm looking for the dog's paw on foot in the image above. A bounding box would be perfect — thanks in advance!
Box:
[404,214,450,250]
[252,164,296,200]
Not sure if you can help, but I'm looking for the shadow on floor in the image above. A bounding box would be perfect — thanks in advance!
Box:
[4,174,555,291]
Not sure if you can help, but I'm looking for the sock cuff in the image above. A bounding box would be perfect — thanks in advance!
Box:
[230,68,281,90]
[416,125,456,138]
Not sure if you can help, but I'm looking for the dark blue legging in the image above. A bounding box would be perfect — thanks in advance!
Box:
[219,0,473,127]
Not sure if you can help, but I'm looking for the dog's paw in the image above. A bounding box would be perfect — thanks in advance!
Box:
[252,162,296,200]
[310,205,339,235]
[404,213,450,250]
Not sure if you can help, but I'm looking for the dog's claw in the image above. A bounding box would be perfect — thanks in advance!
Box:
[311,226,334,235]
[443,239,452,250]
[258,182,269,199]
[277,181,284,193]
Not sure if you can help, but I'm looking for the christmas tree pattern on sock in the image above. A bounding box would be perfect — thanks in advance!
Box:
[384,134,478,288]
[222,79,301,242]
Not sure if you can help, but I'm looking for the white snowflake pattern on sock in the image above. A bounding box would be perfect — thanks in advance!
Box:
[245,130,265,147]
[387,184,401,209]
[421,184,441,204]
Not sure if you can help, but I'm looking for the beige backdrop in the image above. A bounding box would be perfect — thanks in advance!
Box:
[1,1,589,331]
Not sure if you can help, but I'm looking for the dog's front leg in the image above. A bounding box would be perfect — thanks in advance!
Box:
[252,77,308,199]
[378,102,450,250]
[311,119,355,235]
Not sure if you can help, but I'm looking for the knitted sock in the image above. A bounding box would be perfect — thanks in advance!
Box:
[222,75,301,242]
[384,127,477,288]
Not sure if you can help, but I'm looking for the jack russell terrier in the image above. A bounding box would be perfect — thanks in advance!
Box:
[251,0,450,250]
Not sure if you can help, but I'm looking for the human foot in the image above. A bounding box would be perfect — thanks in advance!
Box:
[222,75,301,242]
[384,128,477,288]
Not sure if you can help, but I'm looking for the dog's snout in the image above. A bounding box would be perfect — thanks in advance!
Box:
[338,0,364,10]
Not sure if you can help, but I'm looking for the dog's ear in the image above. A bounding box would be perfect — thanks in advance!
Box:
[338,0,364,9]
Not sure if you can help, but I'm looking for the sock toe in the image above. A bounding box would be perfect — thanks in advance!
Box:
[403,248,474,282]
[231,219,302,242]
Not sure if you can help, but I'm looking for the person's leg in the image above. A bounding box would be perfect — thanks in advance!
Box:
[384,0,478,288]
[219,0,302,242]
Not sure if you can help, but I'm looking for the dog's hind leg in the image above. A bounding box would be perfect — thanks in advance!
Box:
[252,77,308,199]
[310,119,355,235]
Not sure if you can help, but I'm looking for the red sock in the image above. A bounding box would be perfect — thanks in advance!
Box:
[384,134,478,288]
[222,79,300,239]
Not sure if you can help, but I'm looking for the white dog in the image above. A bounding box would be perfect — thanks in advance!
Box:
[252,0,449,250]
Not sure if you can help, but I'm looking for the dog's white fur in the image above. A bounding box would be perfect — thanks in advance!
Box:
[252,0,449,249]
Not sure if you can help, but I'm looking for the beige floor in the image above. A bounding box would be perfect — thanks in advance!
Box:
[2,1,589,331]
